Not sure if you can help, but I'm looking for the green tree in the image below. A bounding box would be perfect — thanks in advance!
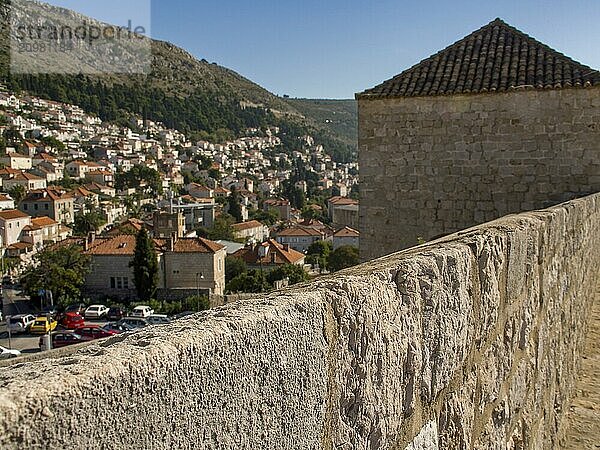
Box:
[227,188,243,222]
[207,214,235,241]
[115,165,162,196]
[226,269,270,294]
[306,240,332,270]
[129,228,159,301]
[40,136,66,153]
[8,185,26,204]
[225,256,247,282]
[266,264,309,286]
[329,246,360,272]
[21,244,91,305]
[73,210,106,235]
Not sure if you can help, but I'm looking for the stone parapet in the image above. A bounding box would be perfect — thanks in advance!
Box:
[0,193,598,449]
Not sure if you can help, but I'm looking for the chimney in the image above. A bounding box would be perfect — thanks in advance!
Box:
[85,231,96,251]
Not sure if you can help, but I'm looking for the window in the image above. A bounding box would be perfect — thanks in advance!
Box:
[45,204,49,210]
[123,278,129,289]
[218,258,222,272]
[34,204,38,210]
[110,277,115,288]
[23,204,28,210]
[116,278,122,289]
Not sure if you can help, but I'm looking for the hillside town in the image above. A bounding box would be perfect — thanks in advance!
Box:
[0,85,360,300]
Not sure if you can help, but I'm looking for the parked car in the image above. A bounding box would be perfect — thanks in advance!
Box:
[130,306,154,318]
[118,317,149,329]
[107,307,126,321]
[39,332,85,351]
[101,322,135,334]
[30,317,58,334]
[84,305,110,320]
[0,345,21,359]
[60,312,85,330]
[74,325,118,341]
[64,303,87,316]
[147,315,171,325]
[7,314,36,334]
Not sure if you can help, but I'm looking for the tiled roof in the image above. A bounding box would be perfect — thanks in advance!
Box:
[328,196,359,206]
[358,18,600,99]
[232,239,305,266]
[231,220,265,232]
[333,226,360,238]
[84,235,223,255]
[276,226,324,237]
[31,216,58,227]
[0,209,29,220]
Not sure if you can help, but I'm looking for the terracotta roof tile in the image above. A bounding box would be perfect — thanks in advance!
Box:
[358,18,599,99]
[232,239,305,265]
[0,209,30,220]
[231,220,265,232]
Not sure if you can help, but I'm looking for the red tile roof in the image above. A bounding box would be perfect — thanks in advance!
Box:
[333,226,360,238]
[232,239,304,266]
[0,209,30,220]
[231,220,265,232]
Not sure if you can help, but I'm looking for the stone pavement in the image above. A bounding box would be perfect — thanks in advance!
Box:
[560,280,600,449]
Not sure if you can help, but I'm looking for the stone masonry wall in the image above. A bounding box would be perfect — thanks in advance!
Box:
[0,194,599,449]
[359,87,600,261]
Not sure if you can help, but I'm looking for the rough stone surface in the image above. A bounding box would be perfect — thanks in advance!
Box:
[0,194,598,449]
[358,87,600,261]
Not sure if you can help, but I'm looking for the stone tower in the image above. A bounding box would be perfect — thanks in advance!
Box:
[357,18,600,261]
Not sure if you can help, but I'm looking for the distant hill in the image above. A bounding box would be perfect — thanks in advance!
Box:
[0,0,357,162]
[284,99,357,146]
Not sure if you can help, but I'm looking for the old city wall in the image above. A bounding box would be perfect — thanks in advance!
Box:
[359,87,600,261]
[0,193,599,449]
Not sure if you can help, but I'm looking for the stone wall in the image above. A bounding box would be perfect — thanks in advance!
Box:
[0,193,598,449]
[358,87,600,260]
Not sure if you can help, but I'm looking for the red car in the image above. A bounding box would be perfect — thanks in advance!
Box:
[39,332,85,350]
[74,326,118,341]
[60,312,85,330]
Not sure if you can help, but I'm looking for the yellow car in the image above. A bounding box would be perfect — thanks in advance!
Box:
[29,317,58,334]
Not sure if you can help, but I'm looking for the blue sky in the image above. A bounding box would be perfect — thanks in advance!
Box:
[43,0,600,99]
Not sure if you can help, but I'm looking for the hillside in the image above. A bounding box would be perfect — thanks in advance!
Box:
[0,0,357,162]
[284,99,357,146]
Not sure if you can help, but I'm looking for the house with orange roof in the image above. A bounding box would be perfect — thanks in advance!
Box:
[0,153,32,170]
[327,196,359,229]
[3,172,47,191]
[332,226,360,250]
[0,193,15,210]
[19,188,75,224]
[275,226,325,253]
[0,209,31,248]
[232,239,305,271]
[86,169,114,187]
[263,198,291,220]
[231,220,269,243]
[81,233,226,300]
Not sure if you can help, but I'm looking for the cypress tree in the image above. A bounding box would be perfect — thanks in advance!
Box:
[130,228,159,301]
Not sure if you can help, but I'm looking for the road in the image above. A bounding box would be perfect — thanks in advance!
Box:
[0,288,108,354]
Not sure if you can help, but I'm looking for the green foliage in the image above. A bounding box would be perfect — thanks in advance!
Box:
[8,185,25,204]
[306,240,332,270]
[227,188,243,222]
[115,165,162,196]
[129,228,159,301]
[226,269,270,294]
[21,244,91,304]
[73,210,106,235]
[207,214,235,241]
[329,246,360,272]
[40,136,66,153]
[248,207,279,226]
[55,172,77,189]
[225,256,247,282]
[266,264,309,286]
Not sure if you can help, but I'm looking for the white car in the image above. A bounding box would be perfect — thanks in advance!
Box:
[84,305,110,320]
[130,306,154,318]
[147,314,170,325]
[0,346,21,359]
[7,314,36,334]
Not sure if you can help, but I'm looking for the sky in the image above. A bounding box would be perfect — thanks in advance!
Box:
[43,0,600,99]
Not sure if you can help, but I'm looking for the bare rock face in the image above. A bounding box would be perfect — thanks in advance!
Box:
[0,193,598,449]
